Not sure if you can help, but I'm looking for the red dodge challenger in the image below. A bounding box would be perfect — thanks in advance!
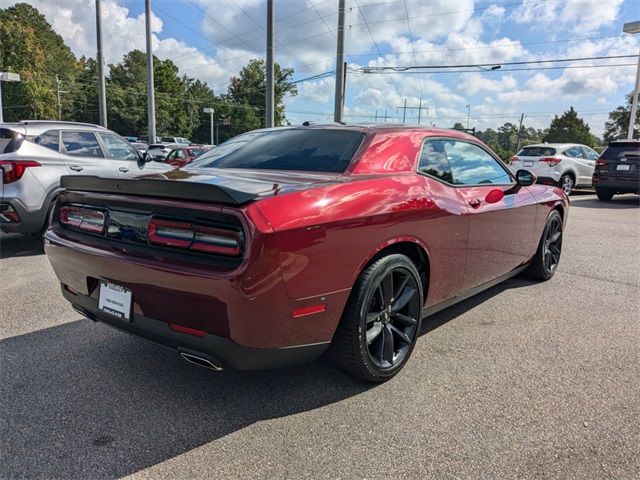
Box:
[45,125,568,382]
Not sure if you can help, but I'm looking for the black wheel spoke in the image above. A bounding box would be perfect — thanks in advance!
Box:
[393,274,409,302]
[390,286,416,313]
[366,311,381,324]
[382,325,395,364]
[366,322,383,345]
[549,230,561,243]
[389,324,412,345]
[393,312,417,326]
[380,273,393,307]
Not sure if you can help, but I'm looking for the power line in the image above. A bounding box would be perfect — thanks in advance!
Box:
[363,63,637,75]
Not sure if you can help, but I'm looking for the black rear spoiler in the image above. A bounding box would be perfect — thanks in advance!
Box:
[60,175,258,206]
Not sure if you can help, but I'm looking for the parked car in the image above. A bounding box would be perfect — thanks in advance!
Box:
[131,142,149,154]
[164,146,212,168]
[0,120,172,236]
[160,136,191,145]
[509,143,599,195]
[44,125,567,382]
[592,139,640,200]
[146,143,178,160]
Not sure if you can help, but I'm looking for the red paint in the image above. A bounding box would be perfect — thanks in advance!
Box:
[169,323,207,337]
[292,304,327,318]
[45,125,568,352]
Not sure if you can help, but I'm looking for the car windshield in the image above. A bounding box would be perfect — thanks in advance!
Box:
[187,148,207,158]
[190,129,365,173]
[601,142,640,159]
[517,146,557,157]
[160,137,175,143]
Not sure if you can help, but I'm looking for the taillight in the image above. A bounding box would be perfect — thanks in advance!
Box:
[148,219,242,256]
[59,206,106,233]
[0,160,41,184]
[510,156,519,164]
[596,158,608,171]
[539,157,562,167]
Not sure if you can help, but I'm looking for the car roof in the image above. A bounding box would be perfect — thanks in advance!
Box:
[4,120,108,136]
[520,143,587,150]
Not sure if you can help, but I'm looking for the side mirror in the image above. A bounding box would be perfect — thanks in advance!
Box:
[515,169,536,187]
[142,152,153,163]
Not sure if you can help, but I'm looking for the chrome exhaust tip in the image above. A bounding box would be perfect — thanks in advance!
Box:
[179,351,223,371]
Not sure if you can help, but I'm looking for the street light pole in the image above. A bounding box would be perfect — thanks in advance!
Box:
[145,0,157,143]
[334,0,346,123]
[466,104,471,129]
[203,107,214,145]
[96,0,108,127]
[265,0,274,128]
[623,21,640,139]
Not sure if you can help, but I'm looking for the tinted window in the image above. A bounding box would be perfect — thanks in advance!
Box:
[418,140,454,183]
[583,147,598,160]
[0,128,25,153]
[518,146,556,157]
[601,142,640,160]
[99,133,139,160]
[187,148,207,158]
[195,129,365,173]
[61,131,103,157]
[34,130,60,152]
[445,140,512,185]
[564,146,583,158]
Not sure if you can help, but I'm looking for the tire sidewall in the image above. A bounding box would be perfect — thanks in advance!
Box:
[539,210,563,279]
[354,255,423,381]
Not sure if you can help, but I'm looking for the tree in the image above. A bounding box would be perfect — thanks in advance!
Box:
[227,58,297,129]
[603,92,640,142]
[0,3,80,121]
[543,107,598,147]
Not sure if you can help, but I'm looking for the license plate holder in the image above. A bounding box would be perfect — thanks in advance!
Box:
[523,161,534,167]
[616,164,630,171]
[98,281,133,321]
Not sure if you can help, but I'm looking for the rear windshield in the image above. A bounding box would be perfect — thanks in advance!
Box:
[192,129,365,173]
[517,146,556,157]
[0,128,24,153]
[601,142,640,160]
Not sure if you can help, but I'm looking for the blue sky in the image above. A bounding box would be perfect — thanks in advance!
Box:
[3,0,639,135]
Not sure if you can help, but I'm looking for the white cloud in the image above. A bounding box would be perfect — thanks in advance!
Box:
[512,0,625,33]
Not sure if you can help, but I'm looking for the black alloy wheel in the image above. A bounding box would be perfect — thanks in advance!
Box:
[329,254,423,382]
[527,210,563,281]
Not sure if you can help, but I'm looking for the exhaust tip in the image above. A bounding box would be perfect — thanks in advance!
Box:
[179,351,223,371]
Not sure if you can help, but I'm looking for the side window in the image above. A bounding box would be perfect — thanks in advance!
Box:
[99,133,139,161]
[34,130,60,152]
[166,150,176,160]
[564,146,583,158]
[175,149,185,158]
[61,131,104,158]
[418,140,454,183]
[445,140,512,185]
[583,147,598,160]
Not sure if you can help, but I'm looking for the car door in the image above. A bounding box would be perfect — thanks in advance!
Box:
[441,138,538,291]
[98,132,171,177]
[581,146,598,182]
[564,146,590,185]
[60,130,119,178]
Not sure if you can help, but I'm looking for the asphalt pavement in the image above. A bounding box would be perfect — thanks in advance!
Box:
[1,193,638,479]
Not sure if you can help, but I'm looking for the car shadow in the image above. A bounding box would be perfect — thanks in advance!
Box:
[570,194,639,209]
[0,275,533,478]
[0,233,44,259]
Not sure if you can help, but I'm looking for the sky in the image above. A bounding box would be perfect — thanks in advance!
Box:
[3,0,640,136]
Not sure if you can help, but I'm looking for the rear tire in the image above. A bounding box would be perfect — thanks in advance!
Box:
[329,254,423,383]
[559,174,574,196]
[595,189,614,201]
[527,210,563,281]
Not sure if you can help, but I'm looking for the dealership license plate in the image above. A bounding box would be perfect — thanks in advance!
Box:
[98,281,132,320]
[523,161,534,167]
[616,164,630,171]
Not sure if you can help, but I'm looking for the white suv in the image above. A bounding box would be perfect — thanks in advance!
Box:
[509,143,599,195]
[0,120,173,235]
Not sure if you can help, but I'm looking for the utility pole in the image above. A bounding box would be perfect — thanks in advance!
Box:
[384,110,388,122]
[95,0,107,127]
[145,0,156,143]
[515,113,525,153]
[55,75,62,120]
[265,0,274,128]
[396,98,428,124]
[334,0,346,123]
[374,110,378,121]
[203,108,214,145]
[466,104,471,128]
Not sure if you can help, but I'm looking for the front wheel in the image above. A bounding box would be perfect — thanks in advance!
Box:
[527,210,563,281]
[329,254,423,383]
[595,189,614,201]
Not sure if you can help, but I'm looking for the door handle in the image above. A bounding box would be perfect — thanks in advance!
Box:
[118,167,129,173]
[69,165,83,172]
[468,198,482,208]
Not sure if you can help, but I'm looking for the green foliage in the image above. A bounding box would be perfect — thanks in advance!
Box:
[543,107,598,147]
[0,3,79,121]
[603,92,640,142]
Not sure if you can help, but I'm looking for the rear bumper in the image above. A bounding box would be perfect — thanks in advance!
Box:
[592,174,640,194]
[0,198,47,234]
[65,287,329,370]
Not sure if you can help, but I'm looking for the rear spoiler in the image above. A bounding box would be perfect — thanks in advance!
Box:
[60,175,258,206]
